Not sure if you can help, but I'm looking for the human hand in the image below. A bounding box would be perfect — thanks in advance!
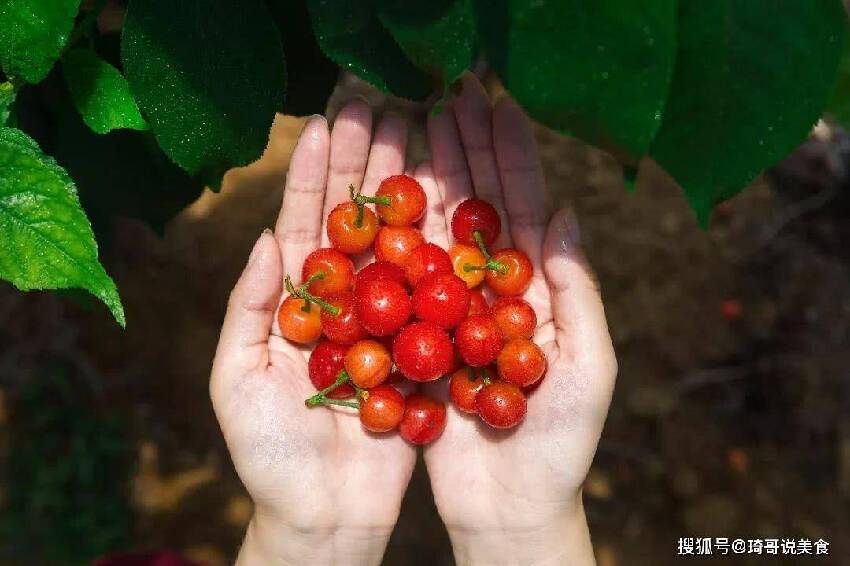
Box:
[419,74,618,565]
[210,102,417,566]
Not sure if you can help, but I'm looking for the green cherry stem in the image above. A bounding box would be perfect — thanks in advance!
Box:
[311,398,360,409]
[284,274,341,316]
[305,370,353,407]
[349,184,391,228]
[465,230,508,274]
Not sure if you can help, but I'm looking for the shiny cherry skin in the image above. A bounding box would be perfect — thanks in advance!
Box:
[327,201,378,254]
[278,296,322,344]
[354,278,411,336]
[374,226,425,268]
[301,248,355,298]
[467,289,489,316]
[359,384,405,433]
[492,296,537,340]
[449,367,488,414]
[321,292,367,345]
[497,338,546,387]
[404,242,453,287]
[355,261,407,291]
[451,198,501,247]
[392,321,454,382]
[308,340,355,399]
[412,272,470,329]
[486,248,533,296]
[455,314,503,367]
[345,339,392,389]
[375,174,426,226]
[449,243,486,288]
[399,393,447,445]
[476,381,527,429]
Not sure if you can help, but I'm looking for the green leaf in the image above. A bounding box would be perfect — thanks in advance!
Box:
[477,0,677,159]
[377,0,476,86]
[826,31,850,129]
[0,0,81,83]
[62,48,147,134]
[0,127,125,326]
[307,0,433,101]
[651,0,847,227]
[121,0,286,189]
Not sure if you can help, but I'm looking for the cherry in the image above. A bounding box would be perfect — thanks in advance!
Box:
[354,278,411,336]
[455,314,503,367]
[392,321,454,382]
[277,295,322,344]
[497,338,546,387]
[404,242,453,287]
[307,340,355,399]
[375,174,426,226]
[345,339,392,389]
[449,244,486,288]
[321,292,367,345]
[374,226,425,268]
[301,248,355,298]
[467,289,489,316]
[476,381,527,429]
[449,366,489,414]
[327,201,378,255]
[359,384,405,433]
[412,272,470,329]
[491,296,537,340]
[451,198,501,247]
[399,393,447,445]
[356,261,407,291]
[485,248,533,296]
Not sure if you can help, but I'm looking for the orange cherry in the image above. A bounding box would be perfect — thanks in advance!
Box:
[449,243,486,288]
[277,295,322,344]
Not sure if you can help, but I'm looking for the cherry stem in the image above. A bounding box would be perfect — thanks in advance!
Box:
[349,184,391,228]
[285,274,340,316]
[311,398,360,409]
[472,230,508,274]
[305,370,352,407]
[468,367,492,385]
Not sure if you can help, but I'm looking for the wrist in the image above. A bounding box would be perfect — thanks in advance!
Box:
[236,512,393,566]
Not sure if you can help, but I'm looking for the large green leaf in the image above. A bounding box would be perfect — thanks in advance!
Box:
[0,0,81,83]
[307,0,432,101]
[826,32,850,129]
[0,127,124,326]
[477,0,677,159]
[651,0,847,226]
[121,0,286,189]
[377,0,476,86]
[62,48,147,134]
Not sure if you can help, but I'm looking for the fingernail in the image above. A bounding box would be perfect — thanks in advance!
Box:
[558,209,581,252]
[247,231,269,267]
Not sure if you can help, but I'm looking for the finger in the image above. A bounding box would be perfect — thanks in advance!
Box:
[428,105,474,240]
[276,116,330,277]
[494,94,552,266]
[322,100,373,245]
[453,72,510,248]
[414,161,449,248]
[212,231,282,391]
[361,113,408,196]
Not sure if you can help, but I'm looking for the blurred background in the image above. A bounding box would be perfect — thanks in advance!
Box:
[3,80,850,564]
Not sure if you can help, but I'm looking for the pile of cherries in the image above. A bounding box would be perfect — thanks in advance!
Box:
[277,175,546,445]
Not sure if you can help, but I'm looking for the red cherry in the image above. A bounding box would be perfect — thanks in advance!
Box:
[354,278,411,337]
[355,261,407,291]
[491,296,537,340]
[412,272,470,329]
[278,296,322,344]
[321,292,367,345]
[467,289,489,316]
[375,174,426,227]
[399,393,447,445]
[301,248,355,298]
[455,314,503,367]
[308,340,355,399]
[327,201,378,254]
[476,381,527,429]
[451,198,501,247]
[345,339,392,389]
[449,367,488,414]
[360,384,406,433]
[374,226,425,268]
[496,338,546,387]
[485,248,533,296]
[392,321,454,382]
[404,243,453,287]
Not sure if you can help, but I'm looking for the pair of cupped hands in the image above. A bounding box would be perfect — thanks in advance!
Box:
[210,74,617,566]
